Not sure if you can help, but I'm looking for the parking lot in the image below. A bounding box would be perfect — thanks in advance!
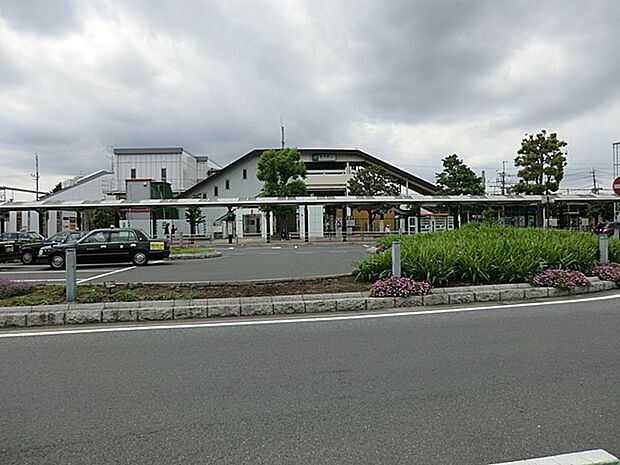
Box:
[0,244,370,284]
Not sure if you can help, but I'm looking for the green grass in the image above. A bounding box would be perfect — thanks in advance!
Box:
[354,223,620,286]
[170,247,215,254]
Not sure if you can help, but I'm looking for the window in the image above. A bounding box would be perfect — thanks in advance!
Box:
[243,169,247,180]
[130,168,136,179]
[161,168,167,182]
[225,179,230,190]
[109,230,137,242]
[82,231,108,243]
[214,186,219,197]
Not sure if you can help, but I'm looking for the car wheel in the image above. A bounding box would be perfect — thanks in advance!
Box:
[132,251,149,266]
[49,254,65,270]
[21,250,35,265]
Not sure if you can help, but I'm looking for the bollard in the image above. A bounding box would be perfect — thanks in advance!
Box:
[392,241,401,278]
[599,234,609,264]
[66,247,77,302]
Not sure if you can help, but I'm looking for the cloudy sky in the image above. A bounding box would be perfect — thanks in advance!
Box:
[1,0,620,198]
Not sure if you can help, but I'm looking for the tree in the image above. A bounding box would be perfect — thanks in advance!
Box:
[435,154,485,227]
[185,206,205,236]
[90,208,119,229]
[347,165,401,231]
[256,147,307,235]
[512,129,567,195]
[50,182,63,194]
[435,154,485,195]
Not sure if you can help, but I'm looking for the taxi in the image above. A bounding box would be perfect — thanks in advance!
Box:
[41,228,170,269]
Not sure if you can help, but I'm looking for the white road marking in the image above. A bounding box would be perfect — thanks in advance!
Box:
[271,246,282,249]
[76,265,137,284]
[1,292,618,339]
[0,268,116,274]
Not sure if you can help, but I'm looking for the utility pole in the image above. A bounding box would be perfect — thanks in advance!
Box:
[280,116,285,149]
[32,152,40,200]
[500,161,507,195]
[591,168,600,194]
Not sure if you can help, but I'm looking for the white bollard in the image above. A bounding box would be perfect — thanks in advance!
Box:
[66,247,77,302]
[599,234,609,264]
[392,241,401,278]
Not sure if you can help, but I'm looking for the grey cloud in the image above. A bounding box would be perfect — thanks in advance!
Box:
[1,0,620,192]
[0,0,79,36]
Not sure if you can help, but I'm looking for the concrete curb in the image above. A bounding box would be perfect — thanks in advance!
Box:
[0,277,618,329]
[490,448,619,465]
[167,251,222,260]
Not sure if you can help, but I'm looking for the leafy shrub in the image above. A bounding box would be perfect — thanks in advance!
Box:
[532,269,589,290]
[591,263,620,284]
[0,276,34,299]
[371,277,431,297]
[354,223,619,286]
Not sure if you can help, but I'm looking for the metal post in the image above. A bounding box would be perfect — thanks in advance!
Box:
[304,205,309,243]
[66,247,77,302]
[342,204,348,242]
[266,212,271,243]
[392,241,401,278]
[599,234,609,264]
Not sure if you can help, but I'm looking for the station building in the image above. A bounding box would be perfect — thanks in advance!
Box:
[177,148,437,239]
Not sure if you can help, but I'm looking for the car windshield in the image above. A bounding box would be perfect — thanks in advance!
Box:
[47,232,69,242]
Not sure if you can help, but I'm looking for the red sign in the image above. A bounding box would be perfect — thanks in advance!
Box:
[614,176,620,195]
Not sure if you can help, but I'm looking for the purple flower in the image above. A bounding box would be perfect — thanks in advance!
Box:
[0,276,34,299]
[591,263,620,284]
[532,269,589,290]
[371,277,432,297]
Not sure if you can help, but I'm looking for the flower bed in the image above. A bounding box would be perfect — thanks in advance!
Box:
[0,277,33,299]
[591,263,620,284]
[532,269,589,290]
[371,277,431,297]
[355,223,620,286]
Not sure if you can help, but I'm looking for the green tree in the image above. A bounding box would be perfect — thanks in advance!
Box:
[512,130,568,195]
[347,165,401,231]
[256,147,307,235]
[435,154,485,227]
[185,206,205,236]
[50,182,63,194]
[435,154,485,195]
[90,208,119,229]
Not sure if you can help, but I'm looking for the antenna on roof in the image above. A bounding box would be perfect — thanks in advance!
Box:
[280,116,285,149]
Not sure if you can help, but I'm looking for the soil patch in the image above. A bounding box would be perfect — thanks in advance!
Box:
[1,276,372,307]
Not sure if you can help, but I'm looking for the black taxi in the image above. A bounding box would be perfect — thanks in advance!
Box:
[0,240,21,264]
[41,228,170,269]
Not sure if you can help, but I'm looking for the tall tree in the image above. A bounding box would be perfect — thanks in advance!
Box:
[512,129,568,195]
[435,154,485,195]
[435,154,485,227]
[347,165,401,231]
[185,206,205,236]
[256,147,307,235]
[90,208,119,229]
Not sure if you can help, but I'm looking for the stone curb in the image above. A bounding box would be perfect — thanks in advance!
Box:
[0,278,618,329]
[167,252,222,260]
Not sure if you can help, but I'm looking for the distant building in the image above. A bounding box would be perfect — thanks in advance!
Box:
[109,147,221,196]
[178,148,436,239]
[7,170,114,236]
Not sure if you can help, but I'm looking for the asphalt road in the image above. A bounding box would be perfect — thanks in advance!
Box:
[0,244,369,284]
[1,296,618,464]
